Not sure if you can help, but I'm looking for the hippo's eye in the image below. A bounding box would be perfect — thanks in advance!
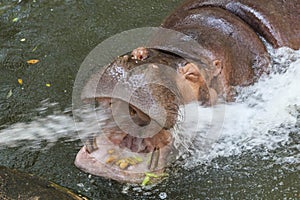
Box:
[129,106,136,116]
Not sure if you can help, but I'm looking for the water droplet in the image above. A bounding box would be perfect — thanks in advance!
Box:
[77,183,84,188]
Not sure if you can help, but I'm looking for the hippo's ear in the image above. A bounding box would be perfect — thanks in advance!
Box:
[212,59,223,77]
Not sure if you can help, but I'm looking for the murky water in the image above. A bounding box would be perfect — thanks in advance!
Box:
[0,0,299,199]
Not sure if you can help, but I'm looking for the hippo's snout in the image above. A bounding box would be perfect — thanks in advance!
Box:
[74,48,188,183]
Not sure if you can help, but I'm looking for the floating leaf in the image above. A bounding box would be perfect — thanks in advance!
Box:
[145,172,168,178]
[27,59,39,64]
[18,79,23,85]
[145,172,159,178]
[141,172,169,186]
[12,17,19,22]
[46,83,51,87]
[141,175,150,186]
[6,89,13,99]
[32,46,38,52]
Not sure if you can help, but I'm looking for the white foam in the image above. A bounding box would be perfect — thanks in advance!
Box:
[178,47,300,167]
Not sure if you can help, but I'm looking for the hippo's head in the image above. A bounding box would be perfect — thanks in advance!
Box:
[74,47,215,183]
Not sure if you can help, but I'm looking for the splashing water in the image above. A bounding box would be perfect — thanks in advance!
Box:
[0,110,77,150]
[178,47,300,167]
[0,48,299,170]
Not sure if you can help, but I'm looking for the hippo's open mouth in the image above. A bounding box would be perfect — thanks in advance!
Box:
[74,48,189,183]
[75,97,175,183]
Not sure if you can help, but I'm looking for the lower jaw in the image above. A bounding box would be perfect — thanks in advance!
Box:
[74,134,173,183]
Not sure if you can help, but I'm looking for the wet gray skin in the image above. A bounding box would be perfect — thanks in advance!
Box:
[0,0,299,199]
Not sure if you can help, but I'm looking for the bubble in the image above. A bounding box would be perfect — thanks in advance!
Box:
[159,192,167,199]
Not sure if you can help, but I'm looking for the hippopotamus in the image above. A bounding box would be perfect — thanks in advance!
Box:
[74,0,300,184]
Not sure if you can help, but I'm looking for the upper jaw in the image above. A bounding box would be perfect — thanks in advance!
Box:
[80,48,186,129]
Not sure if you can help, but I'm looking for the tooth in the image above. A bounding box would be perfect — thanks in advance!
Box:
[148,147,160,170]
[85,137,98,153]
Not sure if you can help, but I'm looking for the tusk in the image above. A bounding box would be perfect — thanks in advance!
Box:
[85,137,98,153]
[148,147,160,170]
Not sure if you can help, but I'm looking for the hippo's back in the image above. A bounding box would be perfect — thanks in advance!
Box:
[162,0,300,50]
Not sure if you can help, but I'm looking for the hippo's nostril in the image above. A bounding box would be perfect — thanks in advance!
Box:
[131,47,149,61]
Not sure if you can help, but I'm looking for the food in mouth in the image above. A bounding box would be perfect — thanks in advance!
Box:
[75,98,175,183]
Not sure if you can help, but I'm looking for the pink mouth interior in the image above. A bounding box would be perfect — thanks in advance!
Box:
[75,132,173,183]
[92,132,172,172]
[75,98,175,183]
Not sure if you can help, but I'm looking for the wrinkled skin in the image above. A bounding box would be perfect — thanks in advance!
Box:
[75,0,300,183]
